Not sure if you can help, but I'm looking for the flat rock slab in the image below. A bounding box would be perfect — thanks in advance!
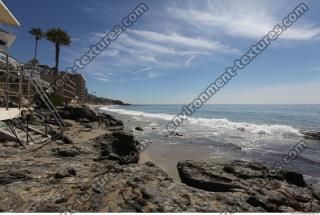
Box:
[177,160,320,212]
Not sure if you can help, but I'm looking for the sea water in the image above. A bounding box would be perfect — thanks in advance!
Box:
[100,104,320,184]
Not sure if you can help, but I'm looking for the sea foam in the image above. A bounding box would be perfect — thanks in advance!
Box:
[100,107,302,137]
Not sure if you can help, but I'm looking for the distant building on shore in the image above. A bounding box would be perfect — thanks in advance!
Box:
[70,73,87,104]
[38,65,87,104]
[0,0,87,108]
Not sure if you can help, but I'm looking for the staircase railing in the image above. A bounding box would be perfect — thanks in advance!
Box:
[25,64,65,128]
[0,50,23,110]
[0,50,65,150]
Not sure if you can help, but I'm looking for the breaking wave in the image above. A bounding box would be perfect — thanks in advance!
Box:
[100,106,302,137]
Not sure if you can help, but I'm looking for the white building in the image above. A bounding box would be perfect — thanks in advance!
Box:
[0,0,23,120]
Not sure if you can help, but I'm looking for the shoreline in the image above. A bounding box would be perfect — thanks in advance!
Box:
[138,141,217,181]
[98,105,320,184]
[95,105,217,180]
[0,105,319,212]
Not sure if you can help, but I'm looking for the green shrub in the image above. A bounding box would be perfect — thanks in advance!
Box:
[49,93,64,106]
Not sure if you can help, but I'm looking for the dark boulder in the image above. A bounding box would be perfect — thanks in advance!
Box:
[99,113,123,127]
[59,106,97,122]
[177,160,241,192]
[85,123,95,129]
[300,130,320,140]
[135,127,143,131]
[283,171,306,187]
[95,131,140,164]
[48,119,72,127]
[0,170,31,185]
[49,129,74,145]
[177,160,319,212]
[53,148,80,158]
[54,168,77,179]
[175,132,183,137]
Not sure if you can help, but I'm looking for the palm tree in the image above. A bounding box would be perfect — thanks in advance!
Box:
[46,28,71,73]
[27,58,39,65]
[29,28,44,63]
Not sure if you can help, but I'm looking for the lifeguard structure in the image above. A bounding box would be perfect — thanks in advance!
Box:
[0,0,64,150]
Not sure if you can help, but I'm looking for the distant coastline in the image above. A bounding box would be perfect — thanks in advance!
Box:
[87,93,130,106]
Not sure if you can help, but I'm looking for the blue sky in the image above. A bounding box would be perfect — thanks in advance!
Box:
[5,0,320,104]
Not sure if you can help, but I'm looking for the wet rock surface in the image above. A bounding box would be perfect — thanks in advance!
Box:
[0,110,319,212]
[0,129,141,212]
[57,105,124,129]
[99,113,124,128]
[58,106,97,122]
[177,160,320,212]
[94,131,140,164]
[0,135,319,212]
[0,170,32,185]
[135,127,143,131]
[301,130,320,141]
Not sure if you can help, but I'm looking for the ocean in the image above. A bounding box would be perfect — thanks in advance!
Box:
[100,104,320,184]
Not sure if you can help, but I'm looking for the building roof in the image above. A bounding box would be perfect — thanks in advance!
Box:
[0,0,20,27]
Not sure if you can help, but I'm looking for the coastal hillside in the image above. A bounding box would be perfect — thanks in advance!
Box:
[87,94,129,106]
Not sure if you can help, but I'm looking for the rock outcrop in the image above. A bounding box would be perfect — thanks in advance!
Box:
[99,113,123,128]
[1,133,320,212]
[57,106,124,129]
[135,127,143,131]
[301,130,320,140]
[94,131,140,164]
[1,110,320,212]
[0,132,244,212]
[58,106,97,122]
[0,130,140,212]
[177,160,320,212]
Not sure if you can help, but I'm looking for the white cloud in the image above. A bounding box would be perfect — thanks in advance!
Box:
[91,70,113,82]
[128,29,237,53]
[185,55,197,67]
[92,72,107,77]
[105,28,238,71]
[96,77,110,82]
[168,0,320,40]
[70,0,320,85]
[100,48,120,57]
[135,67,153,73]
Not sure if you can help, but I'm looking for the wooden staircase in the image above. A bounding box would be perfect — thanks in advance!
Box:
[0,119,51,146]
[0,51,65,150]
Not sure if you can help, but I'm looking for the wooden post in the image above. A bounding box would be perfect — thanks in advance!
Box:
[18,67,22,109]
[5,53,9,110]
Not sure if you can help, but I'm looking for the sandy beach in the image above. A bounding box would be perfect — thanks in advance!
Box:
[139,142,214,180]
[0,105,319,212]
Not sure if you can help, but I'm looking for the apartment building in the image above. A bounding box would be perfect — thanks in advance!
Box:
[39,65,87,104]
[70,73,87,104]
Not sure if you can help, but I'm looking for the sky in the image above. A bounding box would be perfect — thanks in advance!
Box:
[5,0,320,104]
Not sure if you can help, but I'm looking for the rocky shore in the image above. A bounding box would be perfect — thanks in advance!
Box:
[0,106,319,212]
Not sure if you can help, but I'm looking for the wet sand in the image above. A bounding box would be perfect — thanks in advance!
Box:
[139,141,215,181]
[98,107,224,181]
[62,119,112,143]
